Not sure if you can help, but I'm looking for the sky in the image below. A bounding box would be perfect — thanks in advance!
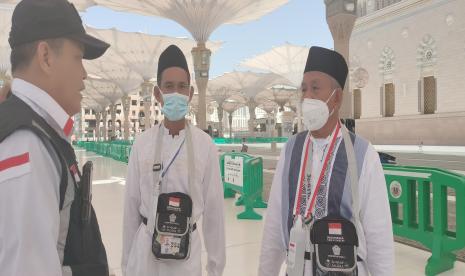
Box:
[81,0,334,78]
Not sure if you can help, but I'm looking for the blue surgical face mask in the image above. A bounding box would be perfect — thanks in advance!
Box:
[161,92,189,121]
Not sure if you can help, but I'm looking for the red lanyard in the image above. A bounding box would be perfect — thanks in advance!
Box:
[294,123,341,220]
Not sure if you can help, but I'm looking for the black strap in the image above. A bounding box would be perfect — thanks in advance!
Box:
[304,252,363,262]
[141,215,197,232]
[0,95,79,210]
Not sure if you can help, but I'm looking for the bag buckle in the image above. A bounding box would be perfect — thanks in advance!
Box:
[153,163,162,172]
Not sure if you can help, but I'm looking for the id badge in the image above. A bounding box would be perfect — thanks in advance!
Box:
[287,215,306,276]
[159,235,181,255]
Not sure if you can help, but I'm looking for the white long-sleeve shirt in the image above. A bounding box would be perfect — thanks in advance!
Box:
[0,79,75,276]
[122,123,226,276]
[259,133,394,276]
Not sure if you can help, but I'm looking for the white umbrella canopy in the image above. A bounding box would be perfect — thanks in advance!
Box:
[254,84,299,111]
[85,27,222,82]
[85,78,124,105]
[92,0,289,43]
[81,95,104,111]
[84,48,142,96]
[207,76,242,107]
[92,0,287,130]
[258,100,278,114]
[255,89,274,104]
[222,97,245,114]
[82,90,111,111]
[269,84,298,111]
[241,43,309,87]
[211,71,290,105]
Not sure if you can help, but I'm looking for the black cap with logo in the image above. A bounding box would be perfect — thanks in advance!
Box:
[8,0,110,60]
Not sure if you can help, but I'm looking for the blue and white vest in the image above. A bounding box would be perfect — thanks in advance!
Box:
[280,130,370,247]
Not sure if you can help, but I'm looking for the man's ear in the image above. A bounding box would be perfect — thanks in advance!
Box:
[334,88,343,110]
[154,86,163,105]
[36,41,54,75]
[189,86,194,102]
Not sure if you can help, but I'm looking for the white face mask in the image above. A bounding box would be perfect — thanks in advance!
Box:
[301,89,337,131]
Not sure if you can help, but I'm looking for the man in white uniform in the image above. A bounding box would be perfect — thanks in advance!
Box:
[0,0,110,275]
[122,45,226,276]
[258,46,394,276]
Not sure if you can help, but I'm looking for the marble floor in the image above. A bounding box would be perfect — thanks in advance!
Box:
[75,148,465,276]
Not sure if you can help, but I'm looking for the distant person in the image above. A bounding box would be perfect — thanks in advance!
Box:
[240,138,249,153]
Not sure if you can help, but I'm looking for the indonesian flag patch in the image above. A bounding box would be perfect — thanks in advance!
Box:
[69,164,80,182]
[169,197,181,207]
[328,222,342,235]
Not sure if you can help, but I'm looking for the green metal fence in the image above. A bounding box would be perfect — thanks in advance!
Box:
[219,152,267,220]
[383,164,465,275]
[77,141,130,162]
[214,137,288,144]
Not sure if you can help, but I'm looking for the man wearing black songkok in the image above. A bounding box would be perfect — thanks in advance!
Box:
[258,46,394,276]
[122,44,226,276]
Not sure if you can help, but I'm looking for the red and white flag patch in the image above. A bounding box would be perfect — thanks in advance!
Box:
[0,152,30,172]
[169,197,180,207]
[0,152,31,182]
[69,164,80,182]
[328,223,342,235]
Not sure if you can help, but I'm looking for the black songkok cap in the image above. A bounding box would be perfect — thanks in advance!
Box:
[304,46,348,89]
[157,45,190,84]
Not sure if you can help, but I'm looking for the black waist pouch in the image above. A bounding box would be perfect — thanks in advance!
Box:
[152,192,193,260]
[310,215,359,275]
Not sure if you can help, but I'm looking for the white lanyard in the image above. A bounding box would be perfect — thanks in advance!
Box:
[147,122,197,235]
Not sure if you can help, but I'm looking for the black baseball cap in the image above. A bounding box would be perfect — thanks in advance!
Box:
[8,0,110,60]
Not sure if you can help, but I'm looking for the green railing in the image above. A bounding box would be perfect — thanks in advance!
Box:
[383,164,465,275]
[76,141,132,163]
[219,152,267,220]
[214,137,288,144]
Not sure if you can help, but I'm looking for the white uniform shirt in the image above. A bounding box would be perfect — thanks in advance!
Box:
[259,129,394,276]
[0,78,74,276]
[122,124,226,276]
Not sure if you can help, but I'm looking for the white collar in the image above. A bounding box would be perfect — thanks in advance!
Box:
[311,123,342,146]
[11,78,74,138]
[161,122,186,138]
